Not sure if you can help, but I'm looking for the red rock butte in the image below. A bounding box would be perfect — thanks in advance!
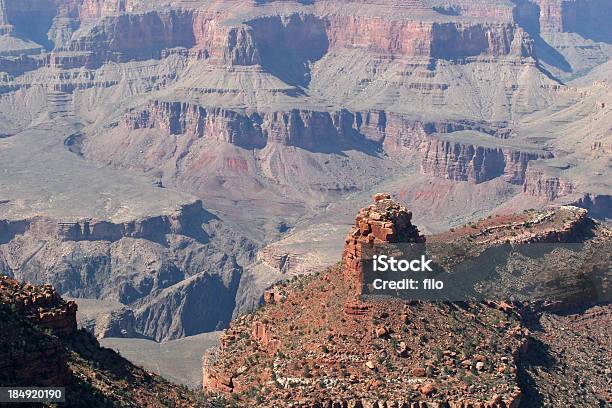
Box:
[342,193,425,287]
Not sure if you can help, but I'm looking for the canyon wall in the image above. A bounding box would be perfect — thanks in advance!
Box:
[325,16,532,58]
[0,200,256,342]
[119,101,370,151]
[113,101,549,188]
[2,200,206,243]
[2,0,608,75]
[51,9,195,68]
[421,138,552,184]
[4,1,538,72]
[522,163,575,200]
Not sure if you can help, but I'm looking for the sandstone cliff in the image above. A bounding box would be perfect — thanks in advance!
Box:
[522,162,575,200]
[1,0,538,73]
[421,136,552,184]
[538,0,611,35]
[342,193,425,286]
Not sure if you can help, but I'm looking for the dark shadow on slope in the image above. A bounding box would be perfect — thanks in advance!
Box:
[255,0,315,4]
[533,37,572,73]
[247,13,329,89]
[181,270,242,335]
[64,132,85,156]
[249,108,384,157]
[432,6,460,16]
[562,0,612,44]
[5,0,58,50]
[572,195,612,221]
[511,0,572,74]
[516,335,555,408]
[258,46,316,90]
[0,219,28,244]
[179,201,218,245]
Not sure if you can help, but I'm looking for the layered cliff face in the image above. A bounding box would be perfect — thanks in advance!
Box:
[117,101,372,150]
[342,193,425,286]
[2,200,206,242]
[90,100,554,215]
[421,137,552,184]
[522,163,575,200]
[79,0,134,19]
[325,16,531,59]
[0,0,607,75]
[50,8,196,68]
[0,0,536,73]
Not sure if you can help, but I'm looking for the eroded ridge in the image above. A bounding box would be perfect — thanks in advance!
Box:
[0,274,77,336]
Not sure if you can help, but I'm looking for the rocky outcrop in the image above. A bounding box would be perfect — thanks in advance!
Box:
[5,0,536,72]
[0,302,72,387]
[50,8,195,68]
[134,269,241,342]
[342,193,425,288]
[421,138,552,184]
[76,303,137,339]
[0,275,203,405]
[119,101,371,150]
[0,200,256,342]
[0,275,77,336]
[202,198,580,405]
[202,198,609,405]
[118,102,523,159]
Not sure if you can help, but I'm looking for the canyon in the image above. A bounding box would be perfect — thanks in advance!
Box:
[0,0,609,393]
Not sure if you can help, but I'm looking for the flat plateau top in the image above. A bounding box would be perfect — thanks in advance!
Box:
[0,122,196,223]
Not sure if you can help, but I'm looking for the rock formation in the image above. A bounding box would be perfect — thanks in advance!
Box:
[342,193,425,286]
[421,138,552,184]
[202,197,610,406]
[0,200,255,342]
[0,275,207,406]
[0,275,77,336]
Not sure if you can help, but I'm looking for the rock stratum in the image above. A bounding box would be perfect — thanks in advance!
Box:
[202,196,611,406]
[0,0,609,365]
